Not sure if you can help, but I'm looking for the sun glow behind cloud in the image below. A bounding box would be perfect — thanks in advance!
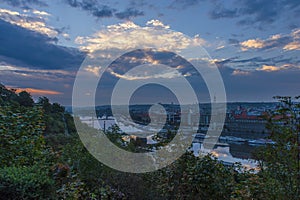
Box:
[75,19,208,81]
[0,8,57,37]
[240,39,265,50]
[240,29,300,51]
[75,20,206,53]
[257,64,299,72]
[0,8,70,39]
[108,67,184,80]
[14,87,62,95]
[84,65,101,77]
[283,41,300,51]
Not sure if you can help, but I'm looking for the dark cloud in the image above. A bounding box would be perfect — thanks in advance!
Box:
[209,6,238,19]
[1,0,47,8]
[260,36,292,50]
[65,0,115,18]
[237,0,279,24]
[228,38,240,45]
[64,0,144,19]
[215,55,300,70]
[0,19,85,70]
[167,0,300,28]
[96,51,300,103]
[94,49,209,105]
[169,0,204,9]
[214,57,238,67]
[92,5,115,18]
[115,8,144,20]
[208,0,300,27]
[282,0,300,8]
[129,0,153,9]
[231,33,244,37]
[234,57,270,65]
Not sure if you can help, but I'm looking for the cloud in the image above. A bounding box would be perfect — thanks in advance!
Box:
[1,0,48,8]
[215,45,225,50]
[207,0,300,28]
[209,5,238,19]
[167,0,300,28]
[240,38,265,50]
[239,29,300,51]
[211,57,239,67]
[258,65,281,72]
[283,41,300,51]
[84,65,101,77]
[146,19,170,29]
[14,88,62,95]
[75,20,205,53]
[235,0,280,24]
[257,64,299,72]
[32,9,51,16]
[64,0,144,19]
[228,38,240,46]
[64,0,115,17]
[0,8,57,38]
[129,0,156,10]
[291,29,300,39]
[121,53,162,65]
[211,54,300,73]
[231,69,250,76]
[108,67,184,81]
[169,0,203,9]
[0,62,75,80]
[115,8,144,20]
[168,0,299,28]
[0,63,74,104]
[0,19,85,70]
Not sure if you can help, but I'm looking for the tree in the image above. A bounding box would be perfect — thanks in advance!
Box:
[17,91,34,107]
[0,84,18,106]
[37,96,52,113]
[144,152,238,200]
[37,97,66,135]
[254,96,300,199]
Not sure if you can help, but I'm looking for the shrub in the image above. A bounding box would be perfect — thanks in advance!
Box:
[0,165,55,199]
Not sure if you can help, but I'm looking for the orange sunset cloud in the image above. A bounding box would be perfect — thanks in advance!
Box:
[14,88,62,95]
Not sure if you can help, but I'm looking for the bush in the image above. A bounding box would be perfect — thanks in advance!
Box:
[0,106,49,166]
[0,165,55,199]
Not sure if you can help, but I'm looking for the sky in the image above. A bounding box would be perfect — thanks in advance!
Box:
[0,0,300,105]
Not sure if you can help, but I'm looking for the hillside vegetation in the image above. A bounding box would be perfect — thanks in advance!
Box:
[0,84,299,199]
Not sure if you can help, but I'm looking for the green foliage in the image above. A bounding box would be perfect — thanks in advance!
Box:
[1,84,299,199]
[0,165,55,199]
[0,84,34,107]
[254,96,300,199]
[17,91,34,107]
[0,84,18,105]
[144,152,237,200]
[0,105,51,166]
[59,135,127,199]
[37,96,71,136]
[64,113,77,134]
